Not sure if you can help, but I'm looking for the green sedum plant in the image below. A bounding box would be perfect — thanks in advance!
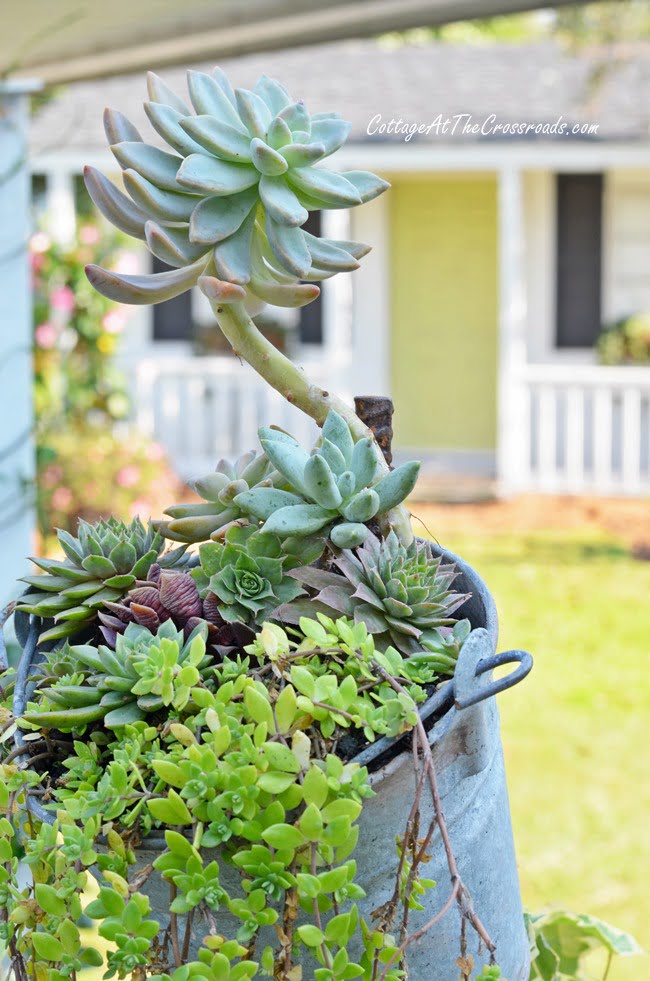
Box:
[2,614,463,980]
[22,620,210,730]
[235,411,420,548]
[17,517,187,643]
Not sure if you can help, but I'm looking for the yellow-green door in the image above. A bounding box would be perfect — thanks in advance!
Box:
[390,175,498,452]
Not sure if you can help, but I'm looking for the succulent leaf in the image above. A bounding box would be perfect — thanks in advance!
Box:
[123,169,200,222]
[330,523,369,549]
[83,166,147,240]
[177,154,259,196]
[86,257,208,304]
[374,462,421,513]
[111,141,183,191]
[144,101,205,156]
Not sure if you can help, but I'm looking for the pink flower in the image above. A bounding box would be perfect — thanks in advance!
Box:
[50,286,75,313]
[79,225,100,245]
[30,232,51,254]
[35,323,58,349]
[145,442,165,461]
[51,487,73,510]
[42,465,63,487]
[102,309,127,334]
[30,252,45,273]
[116,465,140,488]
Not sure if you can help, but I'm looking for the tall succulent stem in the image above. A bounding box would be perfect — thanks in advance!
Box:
[210,300,414,546]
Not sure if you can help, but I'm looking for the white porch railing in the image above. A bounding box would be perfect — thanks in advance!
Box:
[512,364,650,495]
[134,356,344,480]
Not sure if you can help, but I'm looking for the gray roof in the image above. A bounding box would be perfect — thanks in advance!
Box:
[29,38,650,155]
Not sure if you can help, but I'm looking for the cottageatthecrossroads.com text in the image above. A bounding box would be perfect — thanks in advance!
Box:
[367,113,599,140]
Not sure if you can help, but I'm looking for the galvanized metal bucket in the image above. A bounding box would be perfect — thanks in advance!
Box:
[9,543,532,980]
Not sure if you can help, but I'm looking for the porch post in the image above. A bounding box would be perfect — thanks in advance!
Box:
[45,165,77,246]
[350,191,391,397]
[0,81,41,604]
[496,166,529,495]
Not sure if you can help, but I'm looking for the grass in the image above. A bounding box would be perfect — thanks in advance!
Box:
[434,527,650,979]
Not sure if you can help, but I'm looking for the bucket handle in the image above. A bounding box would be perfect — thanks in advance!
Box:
[454,628,533,710]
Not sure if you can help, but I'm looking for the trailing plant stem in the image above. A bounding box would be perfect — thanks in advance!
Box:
[210,300,414,545]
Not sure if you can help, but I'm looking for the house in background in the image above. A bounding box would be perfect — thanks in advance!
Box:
[29,38,650,496]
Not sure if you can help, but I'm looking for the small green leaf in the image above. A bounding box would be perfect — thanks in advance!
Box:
[262,823,306,850]
[35,883,66,917]
[152,759,186,788]
[296,873,321,898]
[318,865,351,893]
[275,684,297,734]
[299,802,324,841]
[58,918,80,955]
[244,686,276,731]
[32,933,65,962]
[148,788,193,826]
[257,771,298,794]
[303,766,329,808]
[322,799,363,823]
[290,665,315,699]
[297,924,325,948]
[263,742,301,773]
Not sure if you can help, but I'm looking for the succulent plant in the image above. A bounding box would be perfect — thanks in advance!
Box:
[22,621,211,731]
[155,450,275,544]
[288,531,470,654]
[234,410,420,548]
[97,564,255,653]
[193,525,305,625]
[407,618,472,677]
[84,68,388,314]
[17,518,188,643]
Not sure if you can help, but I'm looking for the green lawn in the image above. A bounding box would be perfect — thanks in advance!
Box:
[435,529,650,979]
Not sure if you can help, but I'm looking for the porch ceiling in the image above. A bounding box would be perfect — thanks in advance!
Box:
[6,0,581,85]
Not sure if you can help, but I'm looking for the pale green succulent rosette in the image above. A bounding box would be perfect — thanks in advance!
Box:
[84,67,388,313]
[234,410,420,548]
[154,449,276,544]
[21,620,211,731]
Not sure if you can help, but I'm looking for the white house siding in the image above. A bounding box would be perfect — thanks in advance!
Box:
[603,170,650,322]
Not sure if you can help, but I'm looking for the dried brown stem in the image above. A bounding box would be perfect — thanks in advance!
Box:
[168,883,181,966]
[366,658,496,979]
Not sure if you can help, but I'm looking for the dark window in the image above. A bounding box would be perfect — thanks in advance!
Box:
[151,256,193,341]
[298,211,323,345]
[555,173,603,348]
[31,174,47,222]
[74,174,94,221]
